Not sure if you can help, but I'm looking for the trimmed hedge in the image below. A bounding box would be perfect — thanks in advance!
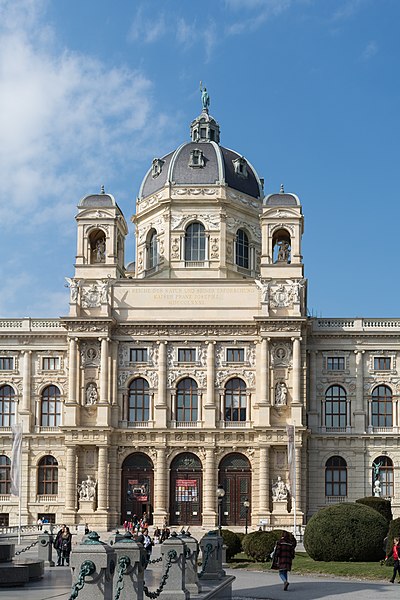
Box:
[242,529,295,563]
[220,529,242,561]
[385,517,400,556]
[304,503,387,562]
[356,496,392,523]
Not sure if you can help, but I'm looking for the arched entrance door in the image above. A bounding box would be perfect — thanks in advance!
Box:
[219,453,251,526]
[170,453,202,526]
[121,453,154,524]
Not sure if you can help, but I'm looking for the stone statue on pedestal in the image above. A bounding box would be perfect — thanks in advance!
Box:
[272,476,289,501]
[78,475,97,501]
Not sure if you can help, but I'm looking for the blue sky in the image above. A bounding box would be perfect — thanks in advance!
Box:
[0,0,399,318]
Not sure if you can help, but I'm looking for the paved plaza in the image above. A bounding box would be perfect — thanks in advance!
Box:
[0,563,399,600]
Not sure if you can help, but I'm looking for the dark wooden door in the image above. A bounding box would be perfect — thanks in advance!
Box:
[221,473,251,526]
[121,453,154,525]
[170,471,202,526]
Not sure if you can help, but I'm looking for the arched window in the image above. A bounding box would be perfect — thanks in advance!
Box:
[0,456,11,495]
[372,456,394,498]
[41,385,61,427]
[325,456,347,497]
[235,229,249,269]
[147,229,158,269]
[0,385,15,427]
[38,455,58,495]
[176,378,198,422]
[224,378,247,422]
[325,385,347,428]
[371,385,392,427]
[184,222,205,262]
[128,378,150,422]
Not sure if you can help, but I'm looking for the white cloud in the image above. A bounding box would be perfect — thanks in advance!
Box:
[0,0,157,229]
[225,0,292,35]
[128,6,166,44]
[331,0,367,22]
[361,40,378,60]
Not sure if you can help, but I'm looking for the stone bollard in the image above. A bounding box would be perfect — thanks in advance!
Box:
[70,531,116,600]
[199,531,225,580]
[37,532,54,567]
[112,532,147,600]
[156,531,189,600]
[180,531,201,594]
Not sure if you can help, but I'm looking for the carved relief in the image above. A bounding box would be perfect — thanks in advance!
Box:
[80,342,101,367]
[171,213,219,230]
[167,370,206,388]
[210,237,219,259]
[215,369,255,388]
[173,188,217,197]
[81,280,112,308]
[226,217,261,240]
[171,238,180,259]
[271,342,292,368]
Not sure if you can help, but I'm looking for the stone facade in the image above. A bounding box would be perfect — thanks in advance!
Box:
[0,105,399,530]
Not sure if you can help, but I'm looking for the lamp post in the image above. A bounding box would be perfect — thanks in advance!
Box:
[243,498,250,535]
[216,484,225,536]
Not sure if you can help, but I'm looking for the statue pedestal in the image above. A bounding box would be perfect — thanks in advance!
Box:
[271,499,292,527]
[78,499,96,513]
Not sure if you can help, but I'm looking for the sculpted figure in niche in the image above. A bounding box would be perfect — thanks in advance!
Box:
[373,478,381,497]
[95,238,106,263]
[276,240,290,263]
[275,382,288,406]
[85,383,98,406]
[78,475,97,501]
[272,476,289,501]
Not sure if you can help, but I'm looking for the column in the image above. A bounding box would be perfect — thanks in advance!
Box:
[99,337,109,403]
[258,446,269,516]
[97,446,108,511]
[259,339,269,404]
[307,350,319,430]
[21,350,31,412]
[295,444,302,515]
[111,341,118,405]
[157,342,167,406]
[206,342,215,406]
[292,338,301,403]
[354,350,366,433]
[68,338,77,404]
[153,447,167,523]
[203,448,216,525]
[65,446,77,512]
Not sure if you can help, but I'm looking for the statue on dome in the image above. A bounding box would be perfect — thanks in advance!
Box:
[200,82,210,111]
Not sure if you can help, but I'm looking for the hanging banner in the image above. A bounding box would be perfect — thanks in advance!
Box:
[11,424,23,497]
[286,424,296,495]
[175,479,198,502]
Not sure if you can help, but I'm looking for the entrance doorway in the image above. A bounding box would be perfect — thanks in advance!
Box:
[121,453,154,525]
[170,453,202,526]
[219,453,251,527]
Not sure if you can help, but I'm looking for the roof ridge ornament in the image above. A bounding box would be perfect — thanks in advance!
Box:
[200,81,210,113]
[280,183,285,193]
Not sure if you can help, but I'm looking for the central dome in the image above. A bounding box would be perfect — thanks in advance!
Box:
[138,108,263,201]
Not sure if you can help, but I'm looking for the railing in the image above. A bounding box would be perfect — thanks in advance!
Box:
[326,496,347,504]
[0,495,11,502]
[0,318,66,331]
[312,318,400,332]
[118,420,152,429]
[318,427,352,434]
[367,426,399,434]
[185,261,206,268]
[36,495,58,503]
[170,420,200,428]
[222,420,250,428]
[34,426,60,433]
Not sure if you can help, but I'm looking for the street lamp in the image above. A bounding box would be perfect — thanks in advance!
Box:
[243,498,250,535]
[216,484,225,536]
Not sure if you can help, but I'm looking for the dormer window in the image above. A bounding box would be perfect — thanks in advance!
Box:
[189,149,205,168]
[152,158,165,178]
[233,157,248,178]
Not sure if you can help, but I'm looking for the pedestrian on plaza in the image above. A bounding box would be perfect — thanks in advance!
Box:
[37,517,43,531]
[386,537,400,583]
[60,526,72,566]
[271,531,296,591]
[53,524,67,566]
[143,528,153,560]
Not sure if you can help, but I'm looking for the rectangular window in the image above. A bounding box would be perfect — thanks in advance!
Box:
[327,357,345,371]
[226,348,245,362]
[42,357,60,370]
[0,357,14,370]
[130,348,148,363]
[178,348,196,363]
[0,514,9,526]
[374,357,391,370]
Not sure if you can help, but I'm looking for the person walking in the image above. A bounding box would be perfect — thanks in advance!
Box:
[60,526,72,566]
[271,531,296,591]
[54,524,67,566]
[386,537,400,583]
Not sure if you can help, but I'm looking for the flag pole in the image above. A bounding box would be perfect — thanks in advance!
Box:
[293,421,297,540]
[18,475,21,545]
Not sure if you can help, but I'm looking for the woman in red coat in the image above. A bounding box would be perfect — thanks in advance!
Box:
[271,531,296,591]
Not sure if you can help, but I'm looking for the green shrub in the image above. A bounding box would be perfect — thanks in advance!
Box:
[304,503,387,562]
[356,496,392,523]
[242,529,295,562]
[220,529,242,561]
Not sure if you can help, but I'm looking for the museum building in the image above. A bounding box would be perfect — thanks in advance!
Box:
[0,100,399,530]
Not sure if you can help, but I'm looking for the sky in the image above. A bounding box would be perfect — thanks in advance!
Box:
[0,0,399,319]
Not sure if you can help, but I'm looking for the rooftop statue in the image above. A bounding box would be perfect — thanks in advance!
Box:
[200,82,210,111]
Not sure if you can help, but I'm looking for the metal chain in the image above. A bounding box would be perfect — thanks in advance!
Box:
[143,549,177,599]
[198,543,214,578]
[68,560,96,600]
[114,555,131,600]
[15,540,39,555]
[146,555,163,565]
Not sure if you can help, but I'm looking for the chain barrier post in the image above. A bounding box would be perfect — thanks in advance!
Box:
[179,531,201,594]
[157,531,189,600]
[70,531,116,600]
[112,531,146,600]
[199,531,225,580]
[37,531,55,567]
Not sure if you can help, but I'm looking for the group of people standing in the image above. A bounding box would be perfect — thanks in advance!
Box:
[53,524,73,566]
